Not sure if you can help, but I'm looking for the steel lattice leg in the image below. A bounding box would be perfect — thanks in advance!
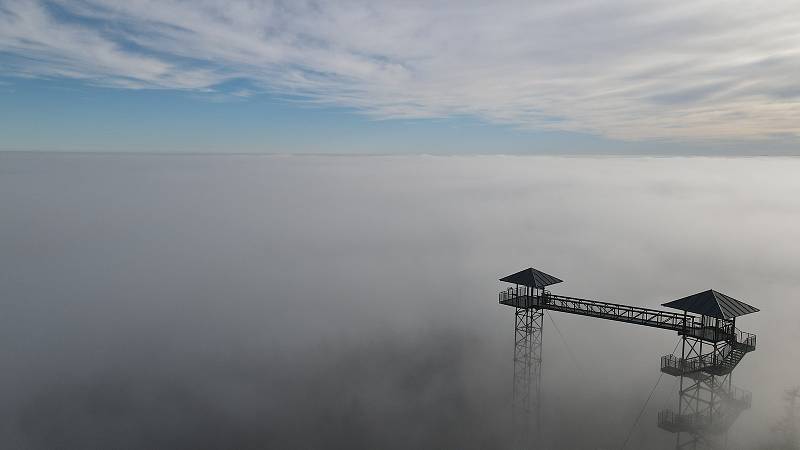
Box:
[512,307,543,449]
[674,335,728,450]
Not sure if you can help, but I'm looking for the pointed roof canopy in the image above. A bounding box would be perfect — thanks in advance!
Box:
[500,268,563,288]
[662,289,759,319]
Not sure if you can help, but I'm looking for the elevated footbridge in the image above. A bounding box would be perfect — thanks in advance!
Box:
[498,267,759,450]
[499,287,756,348]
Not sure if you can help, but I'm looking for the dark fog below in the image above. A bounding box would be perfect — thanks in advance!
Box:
[1,153,798,449]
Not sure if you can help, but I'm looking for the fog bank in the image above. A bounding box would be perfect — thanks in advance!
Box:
[1,153,798,449]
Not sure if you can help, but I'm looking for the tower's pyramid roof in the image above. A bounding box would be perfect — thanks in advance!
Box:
[500,268,563,288]
[662,290,759,319]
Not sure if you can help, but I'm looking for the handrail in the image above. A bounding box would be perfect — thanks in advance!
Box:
[658,409,710,429]
[733,328,757,349]
[661,354,706,373]
[658,384,751,430]
[719,384,752,407]
[499,291,697,333]
[498,289,521,303]
[681,345,733,370]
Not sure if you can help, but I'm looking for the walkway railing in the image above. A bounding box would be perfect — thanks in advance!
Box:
[732,328,757,350]
[661,354,707,375]
[500,290,758,348]
[500,290,695,334]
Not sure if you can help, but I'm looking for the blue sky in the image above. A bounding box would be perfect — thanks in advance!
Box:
[2,0,800,154]
[0,75,628,154]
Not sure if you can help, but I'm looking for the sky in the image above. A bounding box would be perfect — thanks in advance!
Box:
[2,0,800,154]
[2,152,799,449]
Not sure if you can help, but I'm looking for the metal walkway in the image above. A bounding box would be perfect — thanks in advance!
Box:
[498,289,756,349]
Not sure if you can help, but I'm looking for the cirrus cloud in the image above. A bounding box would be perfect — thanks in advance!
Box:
[1,0,800,140]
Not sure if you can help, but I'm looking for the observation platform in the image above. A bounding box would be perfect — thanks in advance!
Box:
[658,385,751,435]
[661,335,756,378]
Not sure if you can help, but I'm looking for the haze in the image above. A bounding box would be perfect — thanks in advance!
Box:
[1,153,797,449]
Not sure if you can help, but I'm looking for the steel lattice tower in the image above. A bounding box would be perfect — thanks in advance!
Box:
[659,293,757,450]
[511,301,543,448]
[501,270,562,449]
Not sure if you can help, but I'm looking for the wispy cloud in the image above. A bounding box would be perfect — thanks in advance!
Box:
[1,0,800,140]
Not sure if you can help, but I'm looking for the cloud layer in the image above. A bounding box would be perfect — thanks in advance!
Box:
[2,153,800,448]
[2,0,800,140]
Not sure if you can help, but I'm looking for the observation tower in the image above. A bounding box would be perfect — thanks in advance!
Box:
[498,267,758,449]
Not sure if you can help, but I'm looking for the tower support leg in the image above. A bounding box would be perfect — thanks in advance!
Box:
[673,326,729,450]
[512,306,543,449]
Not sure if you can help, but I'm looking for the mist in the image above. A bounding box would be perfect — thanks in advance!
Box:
[1,153,798,449]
